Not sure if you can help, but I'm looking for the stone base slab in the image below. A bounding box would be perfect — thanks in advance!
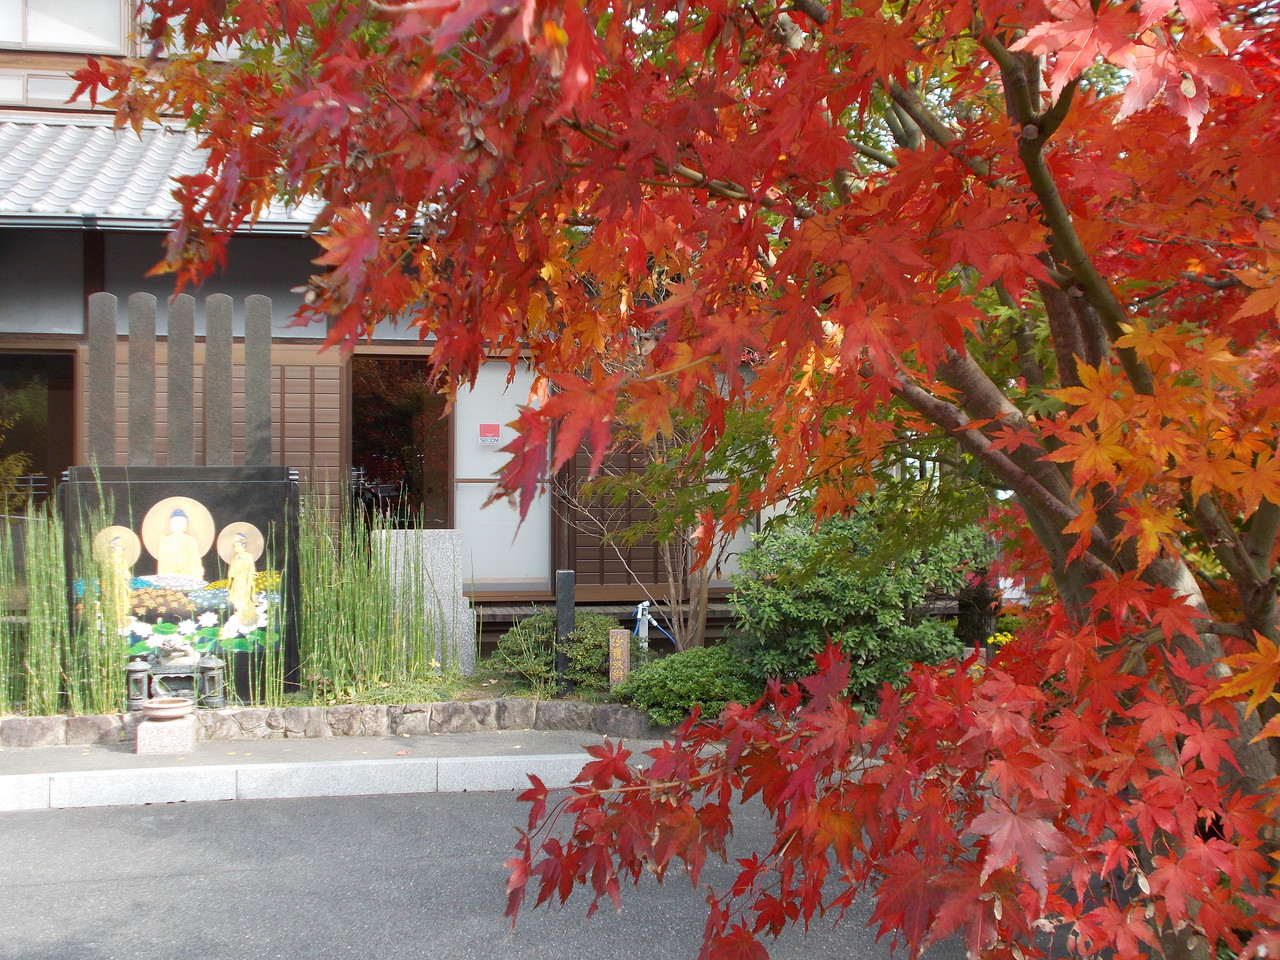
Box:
[136,716,196,754]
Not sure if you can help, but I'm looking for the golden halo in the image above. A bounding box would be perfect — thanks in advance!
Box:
[91,526,142,567]
[141,496,215,561]
[216,522,265,564]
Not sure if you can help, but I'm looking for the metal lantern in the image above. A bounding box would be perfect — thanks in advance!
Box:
[125,659,151,711]
[197,655,226,709]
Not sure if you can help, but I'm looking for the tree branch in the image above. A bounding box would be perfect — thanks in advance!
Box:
[891,374,1115,577]
[1190,493,1280,641]
[1008,89,1157,396]
[980,34,1037,124]
[850,139,897,168]
[882,98,921,151]
[885,79,990,177]
[936,347,1078,503]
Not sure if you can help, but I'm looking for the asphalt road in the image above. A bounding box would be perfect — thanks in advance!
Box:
[0,791,965,960]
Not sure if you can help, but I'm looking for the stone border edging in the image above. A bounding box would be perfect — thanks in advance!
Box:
[0,699,663,749]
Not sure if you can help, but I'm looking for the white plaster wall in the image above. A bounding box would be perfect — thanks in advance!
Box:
[0,230,83,334]
[452,362,551,591]
[104,232,322,337]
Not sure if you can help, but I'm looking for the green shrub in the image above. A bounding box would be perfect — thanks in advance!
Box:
[729,503,992,706]
[618,644,762,726]
[486,609,638,698]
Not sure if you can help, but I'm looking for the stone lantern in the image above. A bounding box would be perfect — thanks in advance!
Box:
[126,658,151,711]
[197,654,226,708]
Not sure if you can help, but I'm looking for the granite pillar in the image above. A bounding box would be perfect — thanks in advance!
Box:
[372,530,476,675]
[126,293,156,466]
[167,294,196,466]
[204,294,234,466]
[243,295,273,466]
[86,292,117,467]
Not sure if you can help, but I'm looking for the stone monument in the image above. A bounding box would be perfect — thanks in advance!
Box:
[65,293,300,704]
[373,529,476,675]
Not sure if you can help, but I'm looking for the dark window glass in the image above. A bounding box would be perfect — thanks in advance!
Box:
[350,357,450,527]
[0,353,74,506]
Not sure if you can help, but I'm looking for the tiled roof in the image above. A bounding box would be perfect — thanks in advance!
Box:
[0,114,323,232]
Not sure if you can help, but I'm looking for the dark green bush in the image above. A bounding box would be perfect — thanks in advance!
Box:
[486,609,637,698]
[618,644,762,726]
[729,503,993,705]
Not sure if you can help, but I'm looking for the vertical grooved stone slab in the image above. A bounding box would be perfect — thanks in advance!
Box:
[373,530,476,677]
[127,293,157,465]
[204,294,234,466]
[244,295,273,465]
[86,292,117,466]
[167,294,196,466]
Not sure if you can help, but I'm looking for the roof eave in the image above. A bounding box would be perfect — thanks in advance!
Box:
[0,214,313,235]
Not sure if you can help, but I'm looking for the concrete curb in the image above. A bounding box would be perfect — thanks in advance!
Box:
[0,752,596,812]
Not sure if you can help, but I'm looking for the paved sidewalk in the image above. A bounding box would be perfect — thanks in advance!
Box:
[0,728,664,812]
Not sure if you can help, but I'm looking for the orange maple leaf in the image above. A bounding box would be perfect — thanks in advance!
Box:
[1045,427,1129,488]
[1210,633,1280,716]
[1232,275,1280,322]
[1236,453,1280,515]
[622,379,676,443]
[1118,500,1189,571]
[1054,361,1129,428]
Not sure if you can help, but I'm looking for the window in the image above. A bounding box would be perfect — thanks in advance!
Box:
[0,352,75,506]
[350,357,451,528]
[0,0,126,54]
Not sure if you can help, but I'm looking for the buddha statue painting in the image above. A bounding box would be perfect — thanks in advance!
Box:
[106,536,131,623]
[228,532,258,631]
[142,497,214,585]
[157,508,205,580]
[91,525,141,627]
[216,521,266,637]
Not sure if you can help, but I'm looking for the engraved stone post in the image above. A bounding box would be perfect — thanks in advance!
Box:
[243,295,272,466]
[167,294,196,466]
[127,293,156,466]
[608,628,630,688]
[204,294,234,466]
[373,529,476,676]
[86,292,117,467]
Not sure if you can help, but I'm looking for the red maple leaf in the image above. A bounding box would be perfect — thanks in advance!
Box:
[495,407,551,518]
[539,371,624,475]
[576,740,635,789]
[706,926,770,960]
[970,797,1068,903]
[1013,0,1141,97]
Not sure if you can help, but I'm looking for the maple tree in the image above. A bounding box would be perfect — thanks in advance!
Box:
[78,0,1280,956]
